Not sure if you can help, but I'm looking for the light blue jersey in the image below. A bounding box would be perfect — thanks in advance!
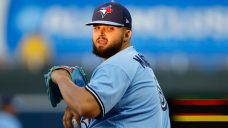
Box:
[0,112,22,128]
[85,46,170,128]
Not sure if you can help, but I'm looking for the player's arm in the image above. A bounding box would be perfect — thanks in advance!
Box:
[51,69,101,118]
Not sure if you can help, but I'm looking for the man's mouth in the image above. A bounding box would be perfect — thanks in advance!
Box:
[97,37,108,47]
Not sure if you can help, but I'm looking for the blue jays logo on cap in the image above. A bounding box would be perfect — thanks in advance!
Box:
[86,2,132,29]
[98,5,113,18]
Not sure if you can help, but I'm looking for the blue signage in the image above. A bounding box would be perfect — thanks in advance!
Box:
[5,0,228,70]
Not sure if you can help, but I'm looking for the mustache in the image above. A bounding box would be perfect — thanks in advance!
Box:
[96,36,108,42]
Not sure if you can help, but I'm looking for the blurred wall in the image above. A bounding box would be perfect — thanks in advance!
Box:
[0,0,9,64]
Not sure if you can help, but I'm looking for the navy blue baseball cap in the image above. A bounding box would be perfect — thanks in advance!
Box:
[86,2,132,29]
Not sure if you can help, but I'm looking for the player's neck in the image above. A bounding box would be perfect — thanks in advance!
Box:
[121,40,131,51]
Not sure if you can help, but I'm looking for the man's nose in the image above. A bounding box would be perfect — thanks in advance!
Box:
[99,27,106,35]
[99,28,105,36]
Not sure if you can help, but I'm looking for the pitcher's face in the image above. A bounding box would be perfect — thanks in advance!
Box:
[92,25,127,59]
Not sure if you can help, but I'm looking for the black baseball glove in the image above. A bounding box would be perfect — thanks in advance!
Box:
[44,66,88,107]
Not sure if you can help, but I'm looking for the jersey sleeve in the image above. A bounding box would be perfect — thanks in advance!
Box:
[85,64,130,118]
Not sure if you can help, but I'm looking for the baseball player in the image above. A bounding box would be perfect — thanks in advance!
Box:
[48,1,171,128]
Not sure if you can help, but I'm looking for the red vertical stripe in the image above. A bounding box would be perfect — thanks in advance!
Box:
[173,99,228,106]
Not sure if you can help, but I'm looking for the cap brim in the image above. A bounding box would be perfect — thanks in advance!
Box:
[86,20,124,27]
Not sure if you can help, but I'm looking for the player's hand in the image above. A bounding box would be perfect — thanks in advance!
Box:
[51,69,71,84]
[44,65,88,108]
[63,106,80,128]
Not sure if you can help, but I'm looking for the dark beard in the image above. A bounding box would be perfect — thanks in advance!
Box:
[92,38,123,59]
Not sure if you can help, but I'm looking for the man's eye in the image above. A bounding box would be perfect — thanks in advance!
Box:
[94,26,99,30]
[108,27,114,31]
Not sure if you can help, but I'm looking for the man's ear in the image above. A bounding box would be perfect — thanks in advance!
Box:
[124,30,132,42]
